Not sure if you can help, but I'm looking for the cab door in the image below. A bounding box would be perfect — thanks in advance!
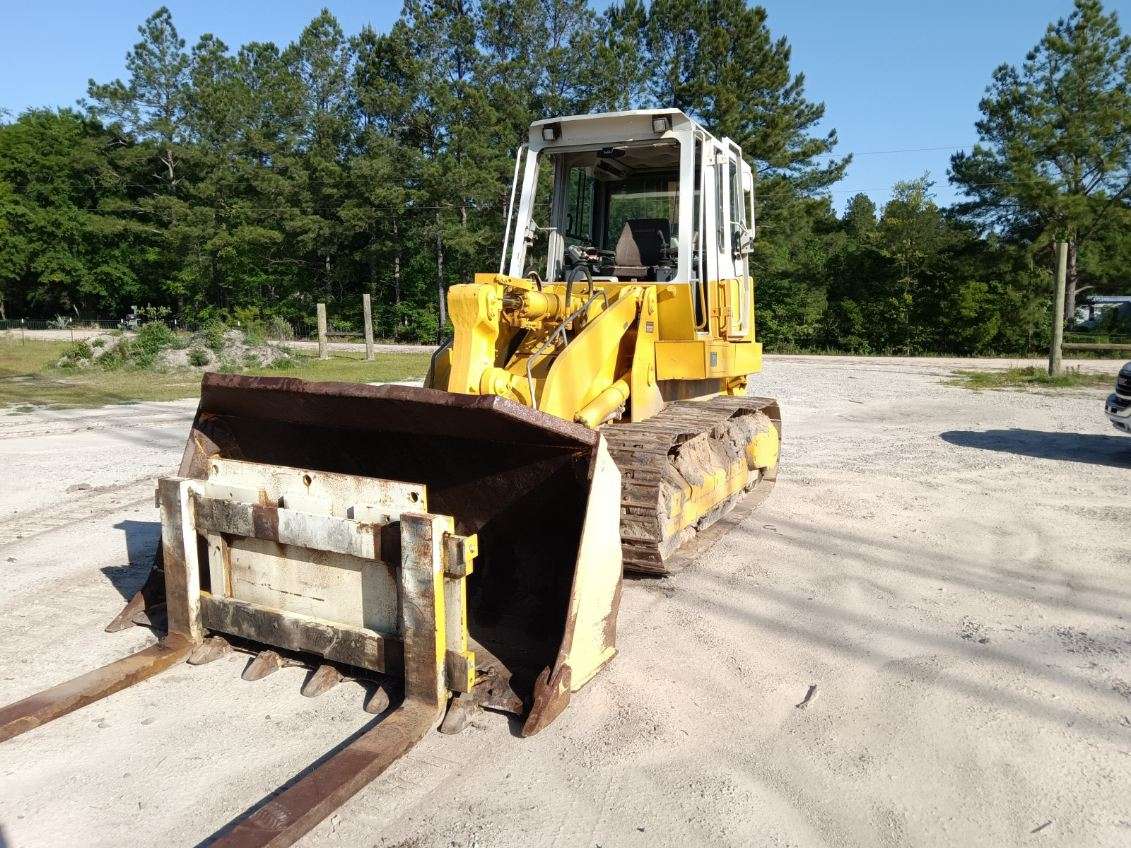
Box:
[718,141,753,340]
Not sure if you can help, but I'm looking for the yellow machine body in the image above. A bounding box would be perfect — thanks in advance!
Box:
[425,109,781,565]
[430,271,762,426]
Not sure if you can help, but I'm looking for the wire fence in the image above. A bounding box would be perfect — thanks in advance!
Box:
[0,318,125,332]
[0,318,432,351]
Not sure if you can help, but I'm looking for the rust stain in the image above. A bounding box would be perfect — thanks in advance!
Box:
[520,664,571,737]
[250,504,280,543]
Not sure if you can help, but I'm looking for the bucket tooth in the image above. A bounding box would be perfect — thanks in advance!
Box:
[301,664,343,698]
[187,635,232,666]
[439,693,476,735]
[242,650,284,682]
[363,684,391,715]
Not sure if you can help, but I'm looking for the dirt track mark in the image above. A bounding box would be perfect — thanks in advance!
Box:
[0,408,194,441]
[0,475,156,548]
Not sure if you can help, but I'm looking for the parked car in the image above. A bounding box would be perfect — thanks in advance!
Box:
[1106,362,1131,434]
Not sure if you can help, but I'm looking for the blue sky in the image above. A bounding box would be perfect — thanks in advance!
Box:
[2,0,1128,211]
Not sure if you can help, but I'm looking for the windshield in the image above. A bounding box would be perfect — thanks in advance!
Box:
[531,140,683,282]
[605,173,679,249]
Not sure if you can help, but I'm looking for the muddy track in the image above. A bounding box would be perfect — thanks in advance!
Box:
[605,396,780,575]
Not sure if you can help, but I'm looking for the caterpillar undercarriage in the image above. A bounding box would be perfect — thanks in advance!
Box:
[0,109,780,846]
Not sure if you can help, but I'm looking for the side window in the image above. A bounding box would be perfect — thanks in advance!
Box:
[564,166,594,245]
[524,154,554,278]
[691,139,702,282]
[714,153,725,255]
[729,160,745,228]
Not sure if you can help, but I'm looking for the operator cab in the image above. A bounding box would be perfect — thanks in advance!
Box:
[501,109,756,293]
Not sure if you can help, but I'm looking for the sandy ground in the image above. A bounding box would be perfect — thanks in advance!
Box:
[0,356,1129,848]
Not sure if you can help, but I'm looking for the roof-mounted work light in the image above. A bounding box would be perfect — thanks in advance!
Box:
[651,114,672,134]
[541,122,561,142]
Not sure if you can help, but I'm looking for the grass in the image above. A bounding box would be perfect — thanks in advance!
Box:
[949,366,1116,392]
[0,338,431,410]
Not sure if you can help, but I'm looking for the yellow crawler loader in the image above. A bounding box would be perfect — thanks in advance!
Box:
[0,109,779,846]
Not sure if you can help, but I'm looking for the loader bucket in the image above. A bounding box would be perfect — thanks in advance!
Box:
[0,373,622,844]
[142,373,621,728]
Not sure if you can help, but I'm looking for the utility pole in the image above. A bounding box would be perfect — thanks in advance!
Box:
[1049,241,1067,377]
[362,293,374,361]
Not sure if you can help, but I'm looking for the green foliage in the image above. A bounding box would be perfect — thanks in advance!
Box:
[0,2,1126,358]
[949,0,1131,321]
[267,316,294,341]
[187,347,210,366]
[58,340,93,366]
[138,305,172,323]
[132,321,177,366]
[950,366,1115,390]
[198,321,226,353]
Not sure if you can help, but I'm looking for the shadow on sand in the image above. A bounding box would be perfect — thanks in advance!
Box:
[100,519,161,600]
[940,428,1131,469]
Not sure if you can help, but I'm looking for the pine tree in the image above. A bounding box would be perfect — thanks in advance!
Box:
[950,0,1131,323]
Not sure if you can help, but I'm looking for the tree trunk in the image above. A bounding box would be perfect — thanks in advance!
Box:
[0,294,6,321]
[393,218,402,307]
[1063,240,1078,326]
[435,210,446,345]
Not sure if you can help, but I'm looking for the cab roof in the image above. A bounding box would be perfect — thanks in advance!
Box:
[528,108,716,150]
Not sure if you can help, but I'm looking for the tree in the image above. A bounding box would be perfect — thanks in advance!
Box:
[0,110,139,318]
[645,0,848,194]
[85,7,191,187]
[950,0,1131,323]
[591,0,649,112]
[639,1,849,349]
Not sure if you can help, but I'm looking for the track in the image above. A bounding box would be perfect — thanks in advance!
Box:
[605,395,781,575]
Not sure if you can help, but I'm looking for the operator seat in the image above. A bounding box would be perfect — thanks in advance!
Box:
[613,218,671,279]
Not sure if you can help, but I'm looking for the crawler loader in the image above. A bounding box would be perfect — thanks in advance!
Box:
[0,109,779,846]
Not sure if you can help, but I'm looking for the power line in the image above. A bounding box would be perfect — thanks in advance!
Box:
[850,144,972,156]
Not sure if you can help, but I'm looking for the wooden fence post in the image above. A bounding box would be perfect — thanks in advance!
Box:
[362,294,375,361]
[317,303,329,360]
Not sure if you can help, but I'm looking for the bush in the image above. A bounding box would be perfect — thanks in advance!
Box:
[63,341,93,359]
[138,305,172,324]
[132,321,177,367]
[243,353,261,368]
[230,307,267,345]
[267,316,294,342]
[57,341,93,367]
[269,356,297,371]
[199,321,226,354]
[91,337,106,349]
[188,348,210,367]
[96,345,128,370]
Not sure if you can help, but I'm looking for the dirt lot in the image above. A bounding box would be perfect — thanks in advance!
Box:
[1,356,1129,847]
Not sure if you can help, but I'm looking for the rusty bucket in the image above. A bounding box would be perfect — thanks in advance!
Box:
[116,373,623,733]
